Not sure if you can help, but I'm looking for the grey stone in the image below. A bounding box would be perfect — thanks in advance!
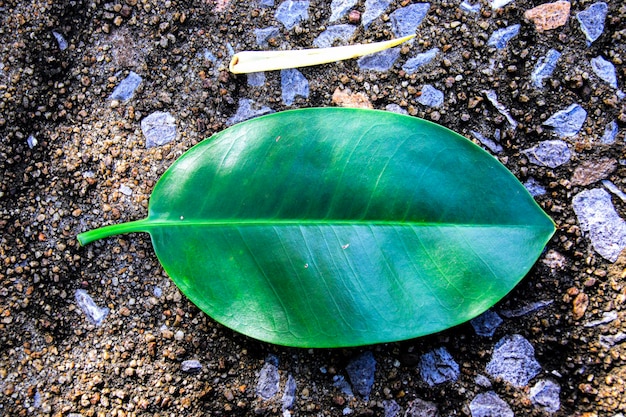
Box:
[524,178,547,197]
[333,375,354,397]
[247,72,266,87]
[600,120,619,144]
[483,90,517,129]
[470,130,503,154]
[362,0,393,28]
[600,332,626,348]
[402,48,439,74]
[470,310,503,337]
[383,399,401,417]
[531,49,561,88]
[330,0,358,22]
[591,56,618,88]
[404,398,439,417]
[491,0,514,9]
[577,2,608,44]
[486,334,541,387]
[254,26,280,47]
[75,289,109,327]
[487,24,520,49]
[281,374,297,411]
[418,347,459,386]
[259,0,274,6]
[385,103,408,115]
[474,374,492,388]
[110,71,142,101]
[530,379,561,413]
[543,104,587,137]
[572,188,626,262]
[390,3,430,38]
[499,300,553,318]
[141,111,177,148]
[313,24,356,48]
[281,68,309,105]
[256,355,280,399]
[26,135,37,149]
[346,351,376,400]
[181,359,202,373]
[275,0,309,30]
[227,98,274,125]
[417,84,444,108]
[523,140,571,168]
[357,47,401,71]
[585,311,618,327]
[603,180,626,203]
[469,391,514,417]
[52,31,68,51]
[460,1,481,13]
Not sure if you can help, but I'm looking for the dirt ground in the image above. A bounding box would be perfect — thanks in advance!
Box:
[1,0,625,415]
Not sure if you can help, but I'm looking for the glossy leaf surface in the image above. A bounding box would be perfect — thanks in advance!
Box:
[78,108,555,347]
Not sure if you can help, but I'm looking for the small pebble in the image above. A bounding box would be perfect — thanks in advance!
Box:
[470,391,514,417]
[470,130,503,154]
[542,104,587,137]
[600,120,619,144]
[281,68,309,106]
[357,47,401,71]
[181,360,203,373]
[110,71,142,101]
[417,84,444,108]
[247,72,266,87]
[487,24,520,49]
[75,289,110,327]
[499,300,553,318]
[404,398,439,416]
[460,1,481,14]
[470,310,503,337]
[27,135,38,149]
[524,178,547,197]
[389,3,430,38]
[362,0,393,29]
[313,24,356,48]
[524,1,570,32]
[571,158,617,186]
[577,2,608,44]
[329,0,358,22]
[332,88,373,108]
[483,90,518,129]
[531,49,561,88]
[591,56,619,88]
[486,334,541,387]
[345,351,376,400]
[602,180,626,202]
[418,347,459,386]
[281,374,297,411]
[491,0,513,9]
[275,0,309,30]
[227,98,274,125]
[256,355,280,400]
[141,111,177,148]
[522,140,571,168]
[572,188,626,262]
[402,48,439,74]
[383,399,401,417]
[530,379,561,412]
[254,27,280,47]
[52,31,68,50]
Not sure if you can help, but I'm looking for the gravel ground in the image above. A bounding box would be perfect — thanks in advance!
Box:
[1,0,625,416]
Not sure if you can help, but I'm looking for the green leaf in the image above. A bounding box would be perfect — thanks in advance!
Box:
[78,108,554,348]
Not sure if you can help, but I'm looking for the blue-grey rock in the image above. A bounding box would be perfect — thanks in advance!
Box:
[110,71,142,101]
[52,31,68,50]
[591,56,618,88]
[523,140,571,168]
[27,135,37,149]
[227,98,274,125]
[256,355,280,400]
[491,0,514,9]
[577,2,608,44]
[474,374,492,388]
[247,72,266,87]
[333,375,354,397]
[181,359,202,373]
[402,48,439,74]
[486,334,541,387]
[470,310,503,337]
[603,180,626,203]
[259,0,275,6]
[275,0,309,30]
[417,84,444,108]
[499,300,553,318]
[281,374,297,411]
[483,90,517,128]
[362,0,393,28]
[390,3,430,38]
[600,120,619,144]
[572,188,626,262]
[346,351,376,400]
[460,0,481,13]
[330,0,358,22]
[543,104,587,137]
[313,24,356,48]
[524,178,547,197]
[383,400,401,417]
[385,103,408,115]
[419,347,459,386]
[470,391,514,417]
[404,398,439,417]
[281,68,309,105]
[470,130,503,154]
[254,26,280,47]
[531,49,561,88]
[141,111,177,148]
[487,24,520,49]
[75,289,109,326]
[530,379,561,413]
[357,47,401,71]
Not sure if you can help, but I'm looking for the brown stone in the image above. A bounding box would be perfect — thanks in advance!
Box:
[524,1,570,32]
[572,292,589,320]
[571,158,617,186]
[332,87,373,109]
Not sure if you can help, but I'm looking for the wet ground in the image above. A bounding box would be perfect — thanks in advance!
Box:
[1,0,625,415]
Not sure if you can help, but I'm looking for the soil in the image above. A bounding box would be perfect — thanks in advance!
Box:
[1,0,625,416]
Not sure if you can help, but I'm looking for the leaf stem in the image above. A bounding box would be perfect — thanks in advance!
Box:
[77,219,151,246]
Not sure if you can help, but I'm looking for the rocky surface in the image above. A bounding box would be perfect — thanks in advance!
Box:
[1,0,625,416]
